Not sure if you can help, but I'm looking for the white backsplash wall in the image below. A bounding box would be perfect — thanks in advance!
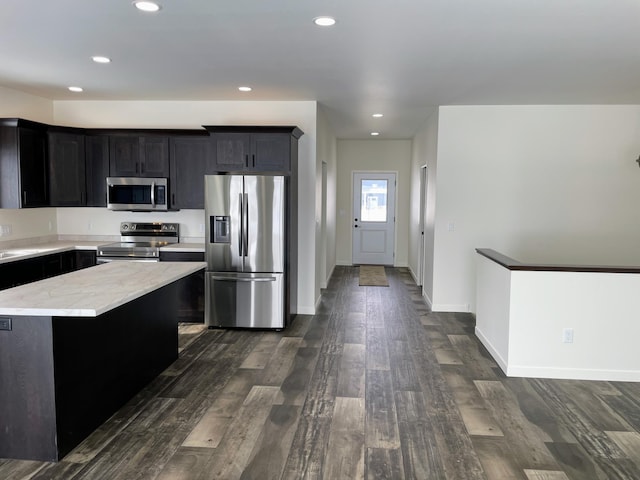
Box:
[56,208,206,242]
[0,208,58,242]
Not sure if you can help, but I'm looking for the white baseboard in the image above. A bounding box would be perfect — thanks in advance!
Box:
[422,291,433,310]
[408,265,419,285]
[297,306,316,315]
[505,365,640,382]
[431,303,471,312]
[324,264,335,287]
[475,326,508,374]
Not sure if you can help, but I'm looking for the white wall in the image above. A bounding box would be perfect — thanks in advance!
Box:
[336,139,412,266]
[55,208,205,241]
[434,105,640,312]
[409,110,439,306]
[53,99,318,314]
[0,85,53,123]
[316,105,337,294]
[0,208,58,244]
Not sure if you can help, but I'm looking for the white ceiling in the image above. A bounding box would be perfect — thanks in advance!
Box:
[2,0,640,138]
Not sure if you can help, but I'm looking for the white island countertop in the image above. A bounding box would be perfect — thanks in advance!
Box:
[0,261,205,317]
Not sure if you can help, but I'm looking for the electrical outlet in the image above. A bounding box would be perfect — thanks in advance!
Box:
[199,223,205,233]
[562,328,574,343]
[0,224,12,237]
[0,317,11,331]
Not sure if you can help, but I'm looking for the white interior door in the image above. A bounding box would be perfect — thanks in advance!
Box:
[352,172,396,265]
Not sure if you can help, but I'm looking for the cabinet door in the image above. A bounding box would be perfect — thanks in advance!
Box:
[170,136,214,209]
[252,133,290,172]
[140,136,169,177]
[109,136,140,176]
[75,250,97,269]
[213,133,250,171]
[48,132,86,206]
[18,128,48,207]
[85,136,109,207]
[159,251,204,322]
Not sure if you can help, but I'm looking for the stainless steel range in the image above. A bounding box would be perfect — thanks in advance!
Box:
[97,222,179,263]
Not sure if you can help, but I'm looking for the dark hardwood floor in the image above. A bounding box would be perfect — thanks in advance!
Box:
[2,266,640,479]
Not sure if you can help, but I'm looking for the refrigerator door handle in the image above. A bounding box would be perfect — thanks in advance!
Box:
[238,192,244,257]
[243,192,249,257]
[210,276,276,282]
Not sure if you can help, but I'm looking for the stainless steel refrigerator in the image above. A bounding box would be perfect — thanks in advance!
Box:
[204,174,286,329]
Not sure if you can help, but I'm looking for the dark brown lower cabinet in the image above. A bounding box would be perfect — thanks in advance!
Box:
[159,251,204,323]
[0,250,96,291]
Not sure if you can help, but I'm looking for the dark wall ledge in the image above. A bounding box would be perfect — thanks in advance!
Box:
[476,248,640,274]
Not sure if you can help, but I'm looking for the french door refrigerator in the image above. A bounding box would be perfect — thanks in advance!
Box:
[204,174,286,329]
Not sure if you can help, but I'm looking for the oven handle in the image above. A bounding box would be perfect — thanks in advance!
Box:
[97,258,160,264]
[209,275,276,282]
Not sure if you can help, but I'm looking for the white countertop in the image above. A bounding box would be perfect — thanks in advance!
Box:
[0,261,205,317]
[0,241,205,264]
[160,242,205,253]
[0,241,107,264]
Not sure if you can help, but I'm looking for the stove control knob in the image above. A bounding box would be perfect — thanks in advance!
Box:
[130,224,136,231]
[122,224,129,231]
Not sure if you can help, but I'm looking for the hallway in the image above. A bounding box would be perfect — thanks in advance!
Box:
[2,267,640,479]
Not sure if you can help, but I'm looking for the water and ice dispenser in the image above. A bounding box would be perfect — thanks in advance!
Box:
[210,216,231,243]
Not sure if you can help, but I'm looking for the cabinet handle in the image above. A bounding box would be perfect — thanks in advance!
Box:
[245,154,249,168]
[140,162,144,174]
[23,191,27,206]
[135,163,139,174]
[172,193,176,207]
[252,154,255,168]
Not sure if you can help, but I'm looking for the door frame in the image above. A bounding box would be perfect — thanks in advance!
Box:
[351,170,398,266]
[417,165,427,286]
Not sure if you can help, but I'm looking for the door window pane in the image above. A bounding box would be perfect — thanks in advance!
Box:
[361,179,387,222]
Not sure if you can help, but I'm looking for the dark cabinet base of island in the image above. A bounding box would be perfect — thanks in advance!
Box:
[0,279,184,462]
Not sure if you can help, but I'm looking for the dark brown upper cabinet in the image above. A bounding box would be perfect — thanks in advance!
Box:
[48,131,86,206]
[109,135,169,177]
[85,135,110,207]
[0,119,49,208]
[169,135,215,209]
[204,126,303,174]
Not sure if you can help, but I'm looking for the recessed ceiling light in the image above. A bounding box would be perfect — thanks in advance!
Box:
[372,113,384,118]
[313,16,336,27]
[238,86,252,92]
[371,132,380,136]
[68,86,83,93]
[92,56,111,64]
[133,1,161,12]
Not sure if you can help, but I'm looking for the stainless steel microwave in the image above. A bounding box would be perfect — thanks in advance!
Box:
[106,177,169,211]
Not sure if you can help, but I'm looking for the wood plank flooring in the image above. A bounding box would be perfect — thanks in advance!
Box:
[2,266,640,479]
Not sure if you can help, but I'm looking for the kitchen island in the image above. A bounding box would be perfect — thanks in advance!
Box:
[0,261,205,462]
